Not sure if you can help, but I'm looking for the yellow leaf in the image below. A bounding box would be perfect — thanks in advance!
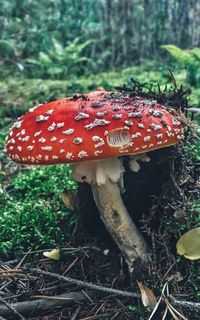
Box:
[176,227,200,260]
[138,282,157,310]
[43,249,60,261]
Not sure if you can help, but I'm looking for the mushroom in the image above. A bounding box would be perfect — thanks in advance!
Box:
[5,89,184,267]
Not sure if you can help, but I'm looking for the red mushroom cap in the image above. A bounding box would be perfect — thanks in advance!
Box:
[5,89,184,165]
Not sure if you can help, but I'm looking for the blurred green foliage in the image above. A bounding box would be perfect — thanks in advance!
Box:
[162,45,200,87]
[26,38,92,79]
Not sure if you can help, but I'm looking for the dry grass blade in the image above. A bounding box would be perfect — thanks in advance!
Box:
[161,306,168,320]
[32,295,75,301]
[148,282,168,320]
[165,298,188,320]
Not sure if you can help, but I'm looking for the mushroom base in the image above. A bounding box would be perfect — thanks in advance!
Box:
[91,180,150,268]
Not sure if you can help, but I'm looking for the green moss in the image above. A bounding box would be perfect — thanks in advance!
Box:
[0,139,77,256]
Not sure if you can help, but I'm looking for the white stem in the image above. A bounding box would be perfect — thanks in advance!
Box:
[91,180,150,267]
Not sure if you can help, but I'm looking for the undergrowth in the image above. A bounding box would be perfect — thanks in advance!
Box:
[0,133,77,257]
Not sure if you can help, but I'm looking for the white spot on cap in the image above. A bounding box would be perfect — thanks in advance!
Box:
[156,133,163,139]
[112,105,121,111]
[96,111,107,117]
[95,141,105,148]
[167,126,172,131]
[41,146,52,151]
[29,104,43,112]
[112,114,122,119]
[125,120,133,126]
[59,139,65,144]
[14,120,23,129]
[22,136,30,142]
[45,155,49,161]
[95,150,103,156]
[36,115,49,122]
[166,131,173,137]
[57,122,65,128]
[9,138,16,144]
[34,131,42,137]
[63,128,74,135]
[124,105,132,110]
[20,129,26,135]
[52,155,59,160]
[66,152,73,159]
[128,112,142,118]
[174,128,181,134]
[85,119,110,130]
[78,151,88,158]
[150,123,162,130]
[143,136,151,142]
[92,136,101,142]
[46,109,54,115]
[75,112,89,120]
[60,149,65,153]
[73,137,83,144]
[48,123,56,131]
[17,146,22,151]
[51,136,57,142]
[27,145,34,150]
[148,109,163,117]
[138,123,145,128]
[36,155,42,160]
[39,137,46,143]
[172,118,181,126]
[132,132,142,139]
[157,141,163,145]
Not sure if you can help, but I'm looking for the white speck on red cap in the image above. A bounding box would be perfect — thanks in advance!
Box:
[75,112,89,120]
[36,115,49,122]
[48,123,56,131]
[63,129,74,135]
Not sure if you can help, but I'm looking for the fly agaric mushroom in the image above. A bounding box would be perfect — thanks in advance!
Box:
[5,89,184,267]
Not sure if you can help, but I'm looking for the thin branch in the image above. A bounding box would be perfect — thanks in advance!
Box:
[0,296,26,320]
[0,292,85,318]
[171,297,200,312]
[22,267,139,298]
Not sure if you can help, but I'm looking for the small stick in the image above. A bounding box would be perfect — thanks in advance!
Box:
[22,267,139,298]
[0,296,26,320]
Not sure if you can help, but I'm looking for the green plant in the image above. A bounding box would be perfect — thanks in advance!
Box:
[162,45,200,87]
[26,38,92,79]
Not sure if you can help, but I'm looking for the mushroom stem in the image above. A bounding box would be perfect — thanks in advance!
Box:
[91,180,150,268]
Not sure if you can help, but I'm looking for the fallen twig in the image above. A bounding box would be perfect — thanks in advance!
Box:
[0,296,26,320]
[0,292,85,317]
[22,267,139,298]
[171,297,200,312]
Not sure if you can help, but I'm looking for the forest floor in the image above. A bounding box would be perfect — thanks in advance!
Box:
[0,66,200,319]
